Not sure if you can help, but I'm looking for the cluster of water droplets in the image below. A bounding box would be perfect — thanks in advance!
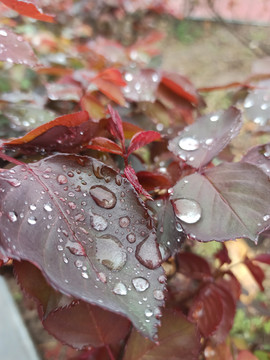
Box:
[244,85,270,127]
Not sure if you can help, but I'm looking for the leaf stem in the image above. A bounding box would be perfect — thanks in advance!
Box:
[0,151,26,166]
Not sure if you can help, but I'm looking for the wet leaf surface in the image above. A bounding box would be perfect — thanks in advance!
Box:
[242,143,270,176]
[172,162,270,242]
[168,107,242,168]
[0,28,38,67]
[123,309,200,360]
[0,154,165,339]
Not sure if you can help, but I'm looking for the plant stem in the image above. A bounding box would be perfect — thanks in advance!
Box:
[106,344,116,360]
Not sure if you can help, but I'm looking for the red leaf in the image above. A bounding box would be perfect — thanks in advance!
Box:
[253,253,270,265]
[92,69,126,106]
[136,171,171,191]
[14,261,130,349]
[123,309,201,360]
[3,111,95,153]
[161,71,200,105]
[189,283,223,338]
[87,137,123,156]
[124,165,152,200]
[107,105,125,148]
[0,0,55,22]
[92,68,126,87]
[91,78,126,106]
[0,28,38,67]
[211,285,236,343]
[127,131,161,156]
[177,252,212,280]
[81,94,106,121]
[244,256,265,291]
[215,271,241,303]
[215,244,231,266]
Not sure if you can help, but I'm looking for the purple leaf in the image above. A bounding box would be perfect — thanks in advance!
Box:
[171,162,270,242]
[168,107,242,168]
[0,28,38,67]
[0,154,165,339]
[242,143,270,176]
[147,199,186,260]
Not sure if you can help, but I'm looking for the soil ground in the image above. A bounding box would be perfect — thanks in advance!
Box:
[2,18,270,360]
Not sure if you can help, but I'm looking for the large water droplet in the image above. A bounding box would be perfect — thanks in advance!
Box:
[135,232,162,269]
[43,202,53,212]
[179,137,199,151]
[113,282,127,296]
[28,216,37,225]
[173,198,202,224]
[90,211,108,231]
[89,185,117,209]
[132,277,150,292]
[57,175,68,184]
[66,240,86,256]
[96,235,127,271]
[119,216,130,228]
[8,211,17,223]
[210,114,219,122]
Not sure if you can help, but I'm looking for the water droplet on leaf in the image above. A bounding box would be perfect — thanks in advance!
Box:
[89,185,117,209]
[119,216,130,228]
[135,232,162,269]
[178,137,199,151]
[127,233,136,243]
[43,203,53,212]
[173,198,202,224]
[96,235,127,271]
[90,211,108,231]
[153,289,164,301]
[144,309,153,317]
[66,240,86,256]
[8,211,17,222]
[113,282,127,296]
[132,277,150,292]
[27,216,37,225]
[57,175,68,184]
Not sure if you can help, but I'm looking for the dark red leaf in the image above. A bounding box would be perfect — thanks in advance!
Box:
[168,107,242,168]
[0,0,55,22]
[127,130,161,156]
[44,301,131,349]
[215,244,231,266]
[253,253,270,265]
[14,261,130,349]
[244,256,265,291]
[3,111,96,153]
[211,285,236,343]
[189,283,223,338]
[107,105,125,148]
[177,252,212,280]
[161,71,200,105]
[0,28,38,67]
[123,309,201,360]
[124,165,152,200]
[171,162,270,242]
[136,171,171,191]
[215,271,241,303]
[0,155,165,339]
[87,137,123,155]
